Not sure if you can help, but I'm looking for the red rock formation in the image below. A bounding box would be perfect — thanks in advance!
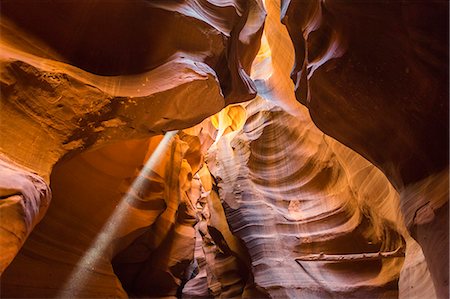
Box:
[1,139,151,297]
[280,0,448,189]
[111,133,200,298]
[0,0,447,298]
[0,155,50,273]
[205,98,407,298]
[280,0,449,297]
[2,134,202,298]
[0,0,265,274]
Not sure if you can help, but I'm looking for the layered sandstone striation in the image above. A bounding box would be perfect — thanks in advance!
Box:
[280,0,448,187]
[2,134,201,298]
[0,0,265,274]
[0,0,448,298]
[207,99,405,297]
[280,0,449,296]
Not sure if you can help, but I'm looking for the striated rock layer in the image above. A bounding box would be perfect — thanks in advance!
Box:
[279,0,449,296]
[0,0,447,298]
[280,0,448,188]
[1,139,151,297]
[2,134,200,298]
[0,0,265,274]
[205,98,408,298]
[0,155,50,273]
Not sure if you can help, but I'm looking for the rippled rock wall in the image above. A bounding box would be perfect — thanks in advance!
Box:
[0,0,447,298]
[280,0,449,296]
[0,0,265,275]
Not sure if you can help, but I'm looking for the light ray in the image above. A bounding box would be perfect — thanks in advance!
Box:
[58,130,178,298]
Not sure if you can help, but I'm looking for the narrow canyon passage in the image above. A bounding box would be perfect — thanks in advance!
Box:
[0,0,448,298]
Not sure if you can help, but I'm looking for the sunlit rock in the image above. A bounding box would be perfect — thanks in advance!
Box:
[0,0,447,298]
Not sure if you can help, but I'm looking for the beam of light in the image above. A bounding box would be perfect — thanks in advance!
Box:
[57,130,178,298]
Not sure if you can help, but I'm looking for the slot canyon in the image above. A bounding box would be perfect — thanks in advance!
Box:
[0,0,448,298]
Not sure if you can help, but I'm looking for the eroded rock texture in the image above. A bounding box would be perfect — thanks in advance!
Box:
[281,0,448,187]
[0,155,50,273]
[0,0,448,298]
[1,139,151,297]
[0,0,265,274]
[280,0,449,296]
[205,98,405,298]
[2,134,200,298]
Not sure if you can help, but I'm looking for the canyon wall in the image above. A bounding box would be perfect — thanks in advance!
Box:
[0,0,265,274]
[0,0,447,298]
[280,0,449,296]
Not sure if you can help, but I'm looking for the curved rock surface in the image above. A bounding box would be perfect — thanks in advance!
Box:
[280,0,449,296]
[0,155,51,273]
[0,0,447,298]
[0,0,265,274]
[2,134,200,298]
[281,0,448,188]
[1,139,151,297]
[206,97,406,298]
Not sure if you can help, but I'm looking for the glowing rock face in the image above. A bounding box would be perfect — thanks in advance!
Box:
[0,156,50,273]
[280,0,448,296]
[0,0,448,298]
[0,0,264,278]
[205,97,406,298]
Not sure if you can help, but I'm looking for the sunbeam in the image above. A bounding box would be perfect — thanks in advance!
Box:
[57,131,178,298]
